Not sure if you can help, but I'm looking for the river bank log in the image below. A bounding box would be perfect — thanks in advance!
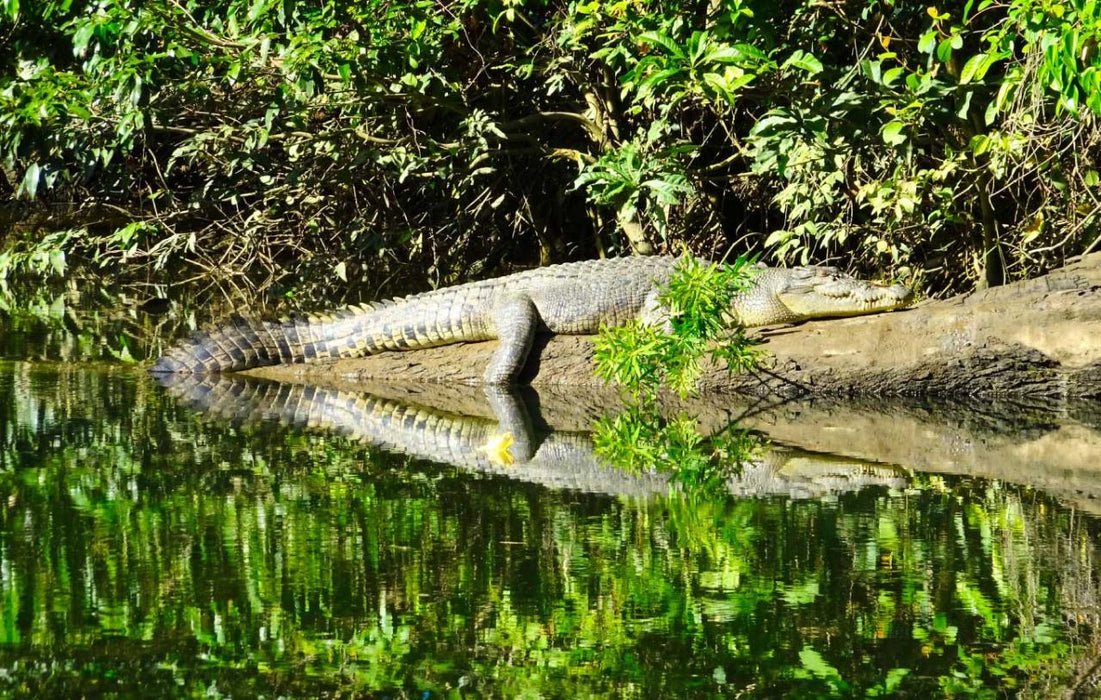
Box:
[245,253,1101,399]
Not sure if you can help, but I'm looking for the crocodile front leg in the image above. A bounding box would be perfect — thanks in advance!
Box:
[484,294,538,385]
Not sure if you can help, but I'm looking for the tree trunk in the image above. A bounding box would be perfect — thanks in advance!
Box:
[976,168,1006,289]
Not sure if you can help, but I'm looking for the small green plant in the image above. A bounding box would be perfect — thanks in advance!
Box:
[593,254,762,397]
[591,254,764,486]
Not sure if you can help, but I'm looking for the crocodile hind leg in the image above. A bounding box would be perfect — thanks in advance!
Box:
[484,295,538,385]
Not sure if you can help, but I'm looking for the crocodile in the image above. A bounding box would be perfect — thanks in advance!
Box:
[152,256,914,384]
[157,372,911,499]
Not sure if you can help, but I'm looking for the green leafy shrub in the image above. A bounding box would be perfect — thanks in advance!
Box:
[2,0,1100,298]
[591,254,763,485]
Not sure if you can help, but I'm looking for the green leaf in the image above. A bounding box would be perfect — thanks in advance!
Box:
[960,50,1003,87]
[959,54,984,84]
[247,0,272,22]
[638,31,686,59]
[1086,169,1099,187]
[782,50,823,75]
[702,72,733,101]
[918,30,938,54]
[984,96,999,125]
[642,177,691,204]
[974,51,1003,83]
[992,67,1020,113]
[728,73,754,91]
[956,88,973,118]
[862,59,882,84]
[881,120,907,145]
[687,31,708,64]
[640,67,684,91]
[937,38,955,63]
[704,71,754,101]
[764,229,790,247]
[705,45,744,65]
[129,75,143,106]
[731,43,768,63]
[970,134,991,155]
[72,22,95,58]
[750,113,796,135]
[20,162,40,199]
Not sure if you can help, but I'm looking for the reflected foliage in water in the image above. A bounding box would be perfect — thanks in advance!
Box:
[0,363,1098,697]
[0,277,337,369]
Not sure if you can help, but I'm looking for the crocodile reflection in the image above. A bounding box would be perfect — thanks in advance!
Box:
[156,373,909,499]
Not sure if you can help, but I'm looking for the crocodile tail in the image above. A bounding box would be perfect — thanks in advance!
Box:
[151,306,372,373]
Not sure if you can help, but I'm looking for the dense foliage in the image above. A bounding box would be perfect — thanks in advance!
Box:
[2,0,1100,297]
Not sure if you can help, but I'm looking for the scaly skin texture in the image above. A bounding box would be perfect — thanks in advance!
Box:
[152,256,914,384]
[157,372,911,499]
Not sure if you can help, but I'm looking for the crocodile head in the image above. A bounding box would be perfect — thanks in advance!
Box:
[735,266,915,326]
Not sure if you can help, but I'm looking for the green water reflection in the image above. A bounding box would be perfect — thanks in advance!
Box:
[0,362,1098,697]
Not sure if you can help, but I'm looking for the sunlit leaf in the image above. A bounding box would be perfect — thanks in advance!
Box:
[638,31,686,59]
[20,162,40,199]
[881,120,907,145]
[918,30,938,54]
[782,50,823,75]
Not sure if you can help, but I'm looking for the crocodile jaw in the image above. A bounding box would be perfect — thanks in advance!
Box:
[774,267,914,321]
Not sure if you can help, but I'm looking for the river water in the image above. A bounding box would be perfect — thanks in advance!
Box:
[0,294,1099,697]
